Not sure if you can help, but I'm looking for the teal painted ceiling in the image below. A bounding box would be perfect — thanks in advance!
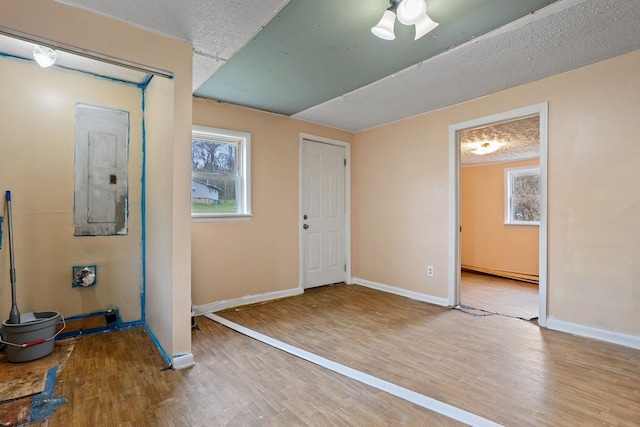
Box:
[194,0,559,115]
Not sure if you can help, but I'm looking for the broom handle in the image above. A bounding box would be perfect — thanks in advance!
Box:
[5,191,20,324]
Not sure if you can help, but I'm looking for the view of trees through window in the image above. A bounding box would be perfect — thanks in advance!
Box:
[191,136,238,212]
[509,169,540,223]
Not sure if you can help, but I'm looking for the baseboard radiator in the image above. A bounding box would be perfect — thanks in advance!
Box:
[461,265,539,284]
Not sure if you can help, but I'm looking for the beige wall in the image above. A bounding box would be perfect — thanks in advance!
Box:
[190,54,640,341]
[352,111,451,298]
[4,1,637,349]
[461,159,539,276]
[0,56,143,321]
[145,74,177,360]
[354,49,640,336]
[1,0,193,363]
[191,99,353,305]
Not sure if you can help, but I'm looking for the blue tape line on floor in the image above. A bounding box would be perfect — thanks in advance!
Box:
[29,366,67,422]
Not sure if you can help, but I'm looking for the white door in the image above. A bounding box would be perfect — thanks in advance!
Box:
[302,139,346,288]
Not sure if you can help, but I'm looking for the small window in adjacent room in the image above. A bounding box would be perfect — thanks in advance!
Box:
[191,126,251,221]
[505,166,540,225]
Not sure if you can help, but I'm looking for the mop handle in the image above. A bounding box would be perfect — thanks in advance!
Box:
[6,191,16,283]
[5,190,20,325]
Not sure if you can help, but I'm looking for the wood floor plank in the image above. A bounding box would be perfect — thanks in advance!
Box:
[0,339,75,402]
[45,282,640,425]
[50,322,462,426]
[460,271,538,320]
[218,283,640,426]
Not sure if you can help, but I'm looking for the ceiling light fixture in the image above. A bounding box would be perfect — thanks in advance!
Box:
[371,1,399,40]
[33,45,57,68]
[470,141,504,155]
[372,0,438,41]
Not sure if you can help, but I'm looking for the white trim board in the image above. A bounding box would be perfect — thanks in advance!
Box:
[172,352,195,370]
[206,313,500,427]
[448,102,549,327]
[546,317,640,351]
[194,287,303,315]
[352,278,450,307]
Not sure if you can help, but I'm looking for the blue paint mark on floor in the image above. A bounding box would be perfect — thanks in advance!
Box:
[29,367,67,423]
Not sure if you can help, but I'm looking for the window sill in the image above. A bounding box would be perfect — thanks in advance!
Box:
[505,221,539,226]
[191,213,253,223]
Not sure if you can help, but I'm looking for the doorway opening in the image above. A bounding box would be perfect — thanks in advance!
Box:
[448,103,548,326]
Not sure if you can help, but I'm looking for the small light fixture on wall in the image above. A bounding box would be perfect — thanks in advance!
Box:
[33,45,57,68]
[372,0,438,41]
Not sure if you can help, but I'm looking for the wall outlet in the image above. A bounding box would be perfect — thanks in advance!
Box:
[427,266,434,277]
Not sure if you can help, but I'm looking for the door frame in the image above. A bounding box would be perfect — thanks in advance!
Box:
[447,102,549,327]
[299,133,351,290]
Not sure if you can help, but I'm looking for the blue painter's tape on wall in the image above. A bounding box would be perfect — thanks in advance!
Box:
[0,216,3,249]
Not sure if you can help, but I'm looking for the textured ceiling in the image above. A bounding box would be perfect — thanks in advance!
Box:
[294,0,640,131]
[194,0,558,116]
[7,0,640,134]
[460,116,539,166]
[52,0,290,90]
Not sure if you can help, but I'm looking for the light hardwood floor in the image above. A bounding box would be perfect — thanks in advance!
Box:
[50,284,640,426]
[460,271,539,320]
[50,321,460,425]
[218,284,640,426]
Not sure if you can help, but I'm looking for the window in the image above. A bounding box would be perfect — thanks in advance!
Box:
[505,166,539,225]
[191,126,251,220]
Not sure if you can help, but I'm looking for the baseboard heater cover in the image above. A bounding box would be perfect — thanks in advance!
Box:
[462,265,539,284]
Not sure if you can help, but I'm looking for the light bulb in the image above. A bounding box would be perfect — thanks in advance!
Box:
[397,0,426,25]
[414,12,439,40]
[371,10,397,40]
[33,45,57,68]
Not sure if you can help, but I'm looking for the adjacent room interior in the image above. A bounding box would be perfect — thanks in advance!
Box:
[1,0,639,425]
[458,115,541,321]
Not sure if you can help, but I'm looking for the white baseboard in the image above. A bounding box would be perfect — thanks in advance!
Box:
[195,287,303,315]
[351,277,450,307]
[546,317,640,350]
[172,352,195,370]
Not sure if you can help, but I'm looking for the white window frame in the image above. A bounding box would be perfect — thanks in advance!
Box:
[191,125,251,222]
[505,166,540,226]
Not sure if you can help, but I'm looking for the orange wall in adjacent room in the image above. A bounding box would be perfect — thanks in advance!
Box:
[461,159,539,276]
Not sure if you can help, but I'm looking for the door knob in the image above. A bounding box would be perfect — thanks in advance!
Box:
[303,224,309,229]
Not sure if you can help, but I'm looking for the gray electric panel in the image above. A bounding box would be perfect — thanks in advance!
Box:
[74,104,129,236]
